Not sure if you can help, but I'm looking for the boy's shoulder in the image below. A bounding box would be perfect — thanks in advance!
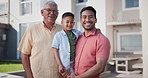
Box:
[72,29,81,32]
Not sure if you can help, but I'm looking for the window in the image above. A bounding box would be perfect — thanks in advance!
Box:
[19,22,36,40]
[122,0,139,10]
[77,0,88,3]
[117,32,142,52]
[125,0,139,8]
[20,0,32,15]
[19,23,27,40]
[0,2,8,15]
[18,22,36,59]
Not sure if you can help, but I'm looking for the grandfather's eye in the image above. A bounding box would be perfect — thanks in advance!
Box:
[43,8,58,13]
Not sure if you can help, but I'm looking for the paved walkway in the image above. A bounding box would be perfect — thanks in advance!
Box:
[0,70,143,78]
[0,73,24,78]
[101,71,143,78]
[0,70,26,78]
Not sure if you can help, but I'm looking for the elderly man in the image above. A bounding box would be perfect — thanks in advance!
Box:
[18,1,63,78]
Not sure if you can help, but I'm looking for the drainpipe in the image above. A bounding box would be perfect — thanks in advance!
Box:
[8,0,10,25]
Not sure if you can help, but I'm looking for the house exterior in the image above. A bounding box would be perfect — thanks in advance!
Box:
[0,0,10,60]
[1,0,147,74]
[2,0,148,77]
[0,0,110,59]
[107,0,142,57]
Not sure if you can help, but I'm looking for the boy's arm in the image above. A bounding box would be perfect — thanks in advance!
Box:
[52,48,65,73]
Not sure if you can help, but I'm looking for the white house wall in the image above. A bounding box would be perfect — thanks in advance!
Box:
[9,0,43,59]
[9,0,142,63]
[19,0,42,23]
[113,0,140,22]
[54,0,74,24]
[106,0,114,59]
[87,0,107,35]
[140,0,148,78]
[75,2,87,32]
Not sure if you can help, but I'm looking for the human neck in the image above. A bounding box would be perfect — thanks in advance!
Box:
[43,21,55,30]
[84,30,92,37]
[84,28,95,37]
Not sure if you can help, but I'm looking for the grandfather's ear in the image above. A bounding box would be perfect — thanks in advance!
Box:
[41,9,44,16]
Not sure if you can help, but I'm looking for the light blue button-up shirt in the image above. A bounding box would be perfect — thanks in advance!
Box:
[52,29,81,69]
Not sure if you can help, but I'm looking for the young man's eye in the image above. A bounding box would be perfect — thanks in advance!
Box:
[89,15,94,18]
[82,16,86,19]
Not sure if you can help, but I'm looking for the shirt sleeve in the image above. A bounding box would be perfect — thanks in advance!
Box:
[74,29,82,39]
[52,32,60,49]
[96,34,110,59]
[17,27,33,55]
[78,30,82,37]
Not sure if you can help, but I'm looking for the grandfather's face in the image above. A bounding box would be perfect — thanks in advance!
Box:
[41,4,59,24]
[80,10,97,31]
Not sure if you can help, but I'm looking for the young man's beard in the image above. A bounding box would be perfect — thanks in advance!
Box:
[83,25,95,31]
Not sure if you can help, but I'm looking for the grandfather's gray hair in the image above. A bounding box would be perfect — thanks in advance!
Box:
[41,1,58,9]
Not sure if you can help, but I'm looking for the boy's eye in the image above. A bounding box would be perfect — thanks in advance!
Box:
[82,16,87,19]
[66,21,69,23]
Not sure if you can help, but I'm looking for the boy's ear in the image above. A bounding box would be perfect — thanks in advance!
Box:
[95,18,97,23]
[61,20,63,24]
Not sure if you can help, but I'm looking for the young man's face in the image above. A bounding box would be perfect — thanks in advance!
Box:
[41,4,58,24]
[61,16,75,32]
[80,10,97,31]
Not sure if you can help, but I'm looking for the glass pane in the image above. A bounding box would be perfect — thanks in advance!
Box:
[21,0,29,2]
[21,2,32,15]
[19,24,27,40]
[126,0,139,8]
[0,3,7,14]
[120,35,142,51]
[78,0,88,3]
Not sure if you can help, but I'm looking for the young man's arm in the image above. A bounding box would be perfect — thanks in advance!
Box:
[22,53,34,78]
[69,58,107,78]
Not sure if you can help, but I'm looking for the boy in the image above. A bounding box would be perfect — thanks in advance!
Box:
[52,12,81,76]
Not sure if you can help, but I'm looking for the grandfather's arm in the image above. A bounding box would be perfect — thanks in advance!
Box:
[22,53,34,78]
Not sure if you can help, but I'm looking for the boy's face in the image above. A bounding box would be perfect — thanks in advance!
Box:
[61,16,75,32]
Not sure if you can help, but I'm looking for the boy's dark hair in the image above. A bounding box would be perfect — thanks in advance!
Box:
[62,12,74,19]
[80,6,96,18]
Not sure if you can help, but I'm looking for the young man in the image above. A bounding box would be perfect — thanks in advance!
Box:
[52,12,81,77]
[69,6,110,78]
[18,1,63,78]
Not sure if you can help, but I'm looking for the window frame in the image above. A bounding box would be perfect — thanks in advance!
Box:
[20,0,32,16]
[117,32,142,52]
[122,0,139,11]
[0,2,8,15]
[77,0,88,3]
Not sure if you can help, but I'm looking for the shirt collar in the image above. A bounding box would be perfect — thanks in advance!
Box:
[61,29,74,36]
[41,21,56,30]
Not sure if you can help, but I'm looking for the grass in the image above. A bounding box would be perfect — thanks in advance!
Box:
[0,61,24,73]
